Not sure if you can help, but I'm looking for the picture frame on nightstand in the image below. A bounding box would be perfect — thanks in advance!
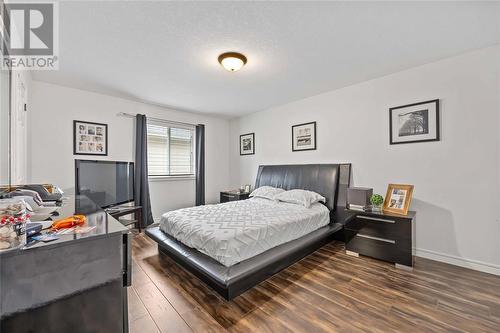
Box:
[383,184,414,215]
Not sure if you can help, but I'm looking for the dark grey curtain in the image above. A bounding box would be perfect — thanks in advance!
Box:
[195,124,205,206]
[134,114,154,228]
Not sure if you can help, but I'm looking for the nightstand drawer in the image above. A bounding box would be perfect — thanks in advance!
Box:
[346,233,412,266]
[347,214,411,240]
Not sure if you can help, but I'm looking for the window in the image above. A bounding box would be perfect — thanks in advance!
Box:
[147,121,195,177]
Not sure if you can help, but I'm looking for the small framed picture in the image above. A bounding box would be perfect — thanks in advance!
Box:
[390,99,439,145]
[292,121,316,151]
[74,120,108,156]
[240,133,255,155]
[244,184,251,193]
[383,184,414,215]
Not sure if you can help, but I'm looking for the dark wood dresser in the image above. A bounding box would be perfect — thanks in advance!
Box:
[0,194,131,333]
[344,209,416,269]
[220,190,250,203]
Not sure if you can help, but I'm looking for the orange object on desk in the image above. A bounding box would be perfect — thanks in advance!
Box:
[51,215,86,230]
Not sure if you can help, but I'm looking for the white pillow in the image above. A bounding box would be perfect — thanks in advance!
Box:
[275,189,326,208]
[249,186,285,200]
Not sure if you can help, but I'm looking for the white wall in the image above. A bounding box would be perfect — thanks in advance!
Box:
[229,45,500,275]
[29,81,230,220]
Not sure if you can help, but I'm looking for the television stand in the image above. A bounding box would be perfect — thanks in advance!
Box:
[107,206,142,232]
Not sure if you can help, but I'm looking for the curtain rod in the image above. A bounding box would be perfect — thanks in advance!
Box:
[117,112,197,127]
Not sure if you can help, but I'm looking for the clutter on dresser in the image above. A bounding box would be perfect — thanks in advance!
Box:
[31,233,59,243]
[1,184,63,201]
[18,184,63,202]
[26,222,43,237]
[347,187,373,211]
[0,199,29,251]
[3,183,67,225]
[51,214,86,230]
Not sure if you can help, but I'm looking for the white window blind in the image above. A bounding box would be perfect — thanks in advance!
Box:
[147,121,195,177]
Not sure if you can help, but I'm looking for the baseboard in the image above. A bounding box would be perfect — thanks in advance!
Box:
[415,248,500,276]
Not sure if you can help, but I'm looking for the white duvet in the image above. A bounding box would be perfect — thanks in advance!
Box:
[159,197,330,267]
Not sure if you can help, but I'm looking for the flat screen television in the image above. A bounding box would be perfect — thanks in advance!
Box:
[75,160,134,208]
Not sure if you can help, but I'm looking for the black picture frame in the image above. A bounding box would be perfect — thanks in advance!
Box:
[389,99,440,145]
[240,132,255,155]
[73,120,108,156]
[292,121,317,152]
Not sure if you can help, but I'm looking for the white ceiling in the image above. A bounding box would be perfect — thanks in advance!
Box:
[33,1,500,117]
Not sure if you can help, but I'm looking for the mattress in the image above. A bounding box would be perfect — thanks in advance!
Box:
[159,197,330,267]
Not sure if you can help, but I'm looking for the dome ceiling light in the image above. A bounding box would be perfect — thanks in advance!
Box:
[218,52,247,72]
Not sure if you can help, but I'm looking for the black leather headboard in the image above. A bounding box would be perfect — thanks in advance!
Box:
[254,164,351,211]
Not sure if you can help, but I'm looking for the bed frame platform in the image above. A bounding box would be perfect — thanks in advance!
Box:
[145,163,351,300]
[146,222,342,300]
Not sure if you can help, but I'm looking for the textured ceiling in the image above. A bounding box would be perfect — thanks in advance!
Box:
[33,1,500,117]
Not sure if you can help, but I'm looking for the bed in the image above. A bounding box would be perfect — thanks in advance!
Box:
[146,163,351,300]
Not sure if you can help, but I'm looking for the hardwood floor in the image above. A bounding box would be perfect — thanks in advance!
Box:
[129,232,500,333]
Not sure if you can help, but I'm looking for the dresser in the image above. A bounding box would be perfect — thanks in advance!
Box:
[343,209,416,269]
[220,190,250,203]
[0,194,131,333]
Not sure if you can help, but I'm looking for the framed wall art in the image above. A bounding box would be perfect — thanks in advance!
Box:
[390,99,439,145]
[292,121,316,151]
[240,133,255,155]
[74,120,108,156]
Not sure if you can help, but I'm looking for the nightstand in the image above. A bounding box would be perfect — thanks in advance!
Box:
[220,190,250,203]
[343,209,416,269]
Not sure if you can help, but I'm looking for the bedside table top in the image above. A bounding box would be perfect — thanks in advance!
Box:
[221,190,250,196]
[345,208,416,219]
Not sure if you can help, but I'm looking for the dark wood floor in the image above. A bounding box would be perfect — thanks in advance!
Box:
[129,232,500,333]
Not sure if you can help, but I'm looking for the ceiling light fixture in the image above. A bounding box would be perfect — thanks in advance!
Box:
[218,52,247,72]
